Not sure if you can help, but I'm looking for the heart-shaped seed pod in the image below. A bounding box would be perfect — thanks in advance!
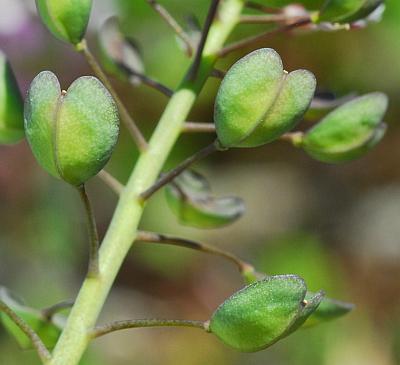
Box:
[299,92,388,163]
[36,0,92,45]
[0,51,24,144]
[165,170,245,229]
[208,275,324,352]
[24,71,119,186]
[214,48,316,148]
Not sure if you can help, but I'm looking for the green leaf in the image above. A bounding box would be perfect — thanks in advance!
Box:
[214,48,316,148]
[165,170,245,229]
[98,17,145,83]
[36,0,92,45]
[0,287,63,349]
[209,275,321,352]
[24,71,120,186]
[300,92,388,163]
[303,295,354,327]
[317,0,384,23]
[0,50,24,144]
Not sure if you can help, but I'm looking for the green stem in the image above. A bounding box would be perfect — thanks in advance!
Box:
[77,39,148,151]
[49,1,244,364]
[77,185,100,278]
[90,319,207,339]
[0,300,51,364]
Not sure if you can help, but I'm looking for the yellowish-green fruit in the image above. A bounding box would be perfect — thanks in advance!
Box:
[24,71,119,186]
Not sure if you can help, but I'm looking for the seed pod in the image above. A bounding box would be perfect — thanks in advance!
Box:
[300,92,388,163]
[214,48,316,148]
[317,0,384,23]
[165,170,245,229]
[24,71,119,186]
[0,51,24,144]
[209,275,324,352]
[36,0,92,45]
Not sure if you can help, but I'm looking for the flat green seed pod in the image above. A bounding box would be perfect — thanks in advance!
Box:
[214,48,316,148]
[0,287,63,350]
[165,170,245,229]
[209,275,308,352]
[0,51,24,144]
[25,71,120,185]
[303,295,354,327]
[36,0,92,45]
[301,92,388,163]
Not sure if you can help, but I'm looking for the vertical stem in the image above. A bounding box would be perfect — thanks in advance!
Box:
[50,1,244,364]
[77,40,148,151]
[0,300,51,364]
[77,185,100,278]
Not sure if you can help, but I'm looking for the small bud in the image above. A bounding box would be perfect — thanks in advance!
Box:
[24,71,120,186]
[209,275,324,352]
[36,0,92,45]
[165,170,245,229]
[300,92,388,163]
[0,51,24,144]
[214,48,316,148]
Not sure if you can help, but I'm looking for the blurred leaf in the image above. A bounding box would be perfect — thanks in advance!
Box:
[214,48,315,148]
[0,50,24,144]
[165,170,245,229]
[0,287,63,350]
[300,92,388,163]
[98,17,145,84]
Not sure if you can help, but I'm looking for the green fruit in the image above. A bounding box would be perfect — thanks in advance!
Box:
[317,0,384,23]
[209,275,324,352]
[300,92,388,163]
[0,51,24,144]
[214,48,316,148]
[36,0,92,45]
[24,71,119,186]
[165,170,245,229]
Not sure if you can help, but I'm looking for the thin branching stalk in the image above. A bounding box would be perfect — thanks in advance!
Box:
[41,300,74,321]
[0,300,51,364]
[76,39,148,151]
[97,170,124,195]
[240,14,307,24]
[90,319,207,339]
[218,17,311,57]
[136,231,255,276]
[50,2,244,364]
[146,0,194,56]
[188,0,221,80]
[140,141,220,201]
[77,184,100,278]
[182,122,216,133]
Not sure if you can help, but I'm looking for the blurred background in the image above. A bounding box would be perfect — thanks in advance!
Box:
[1,0,400,364]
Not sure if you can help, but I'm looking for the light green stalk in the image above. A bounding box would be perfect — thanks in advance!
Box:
[49,1,244,364]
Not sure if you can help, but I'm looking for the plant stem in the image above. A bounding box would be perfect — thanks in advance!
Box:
[90,319,207,339]
[146,0,194,57]
[0,300,51,364]
[218,17,311,57]
[136,231,255,276]
[97,170,124,195]
[77,39,148,151]
[244,1,280,13]
[182,122,216,133]
[41,300,74,321]
[128,71,173,97]
[77,185,100,278]
[50,2,244,364]
[140,141,220,201]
